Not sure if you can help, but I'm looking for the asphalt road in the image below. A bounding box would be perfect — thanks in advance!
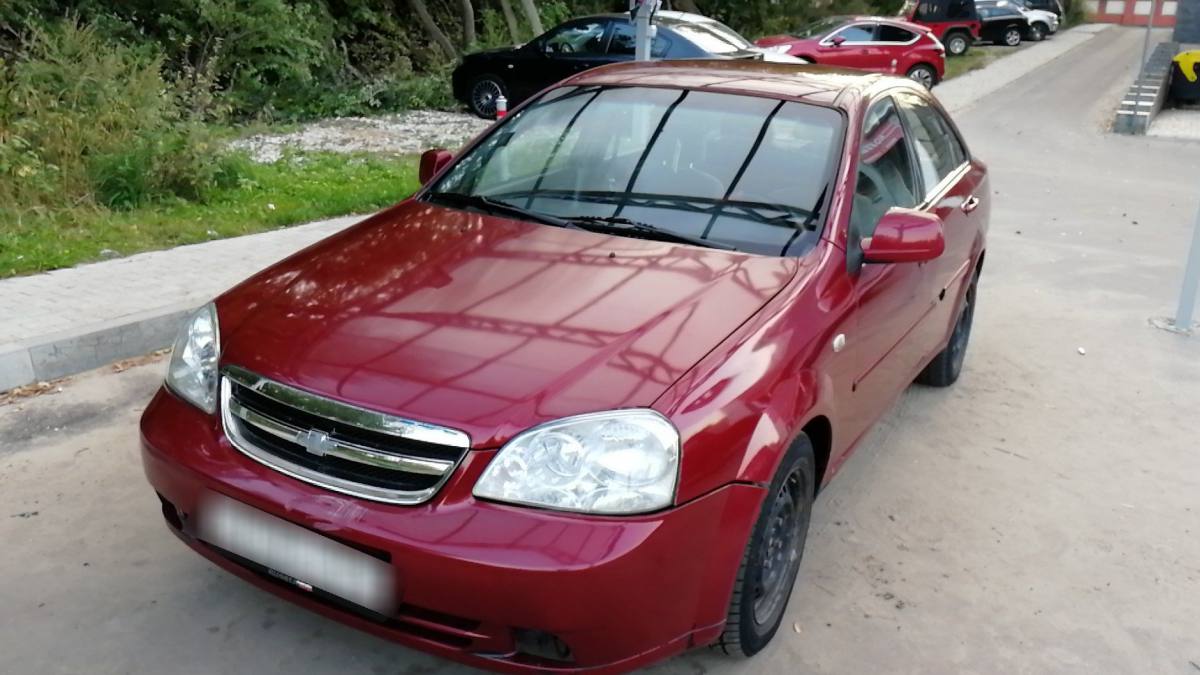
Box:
[3,27,1199,675]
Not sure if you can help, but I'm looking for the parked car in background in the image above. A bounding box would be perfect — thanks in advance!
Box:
[979,0,1058,40]
[978,2,1032,45]
[1014,0,1064,17]
[755,16,945,88]
[898,0,981,56]
[142,60,989,673]
[452,11,802,118]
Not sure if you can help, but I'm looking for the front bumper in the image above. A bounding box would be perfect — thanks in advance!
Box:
[140,387,764,673]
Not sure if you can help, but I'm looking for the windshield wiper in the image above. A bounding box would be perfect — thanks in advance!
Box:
[425,192,581,230]
[566,216,738,251]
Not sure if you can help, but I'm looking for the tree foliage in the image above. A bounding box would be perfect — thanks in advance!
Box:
[1,1,900,120]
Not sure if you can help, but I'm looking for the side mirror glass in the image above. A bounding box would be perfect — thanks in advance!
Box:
[862,207,945,264]
[830,35,847,46]
[419,149,453,185]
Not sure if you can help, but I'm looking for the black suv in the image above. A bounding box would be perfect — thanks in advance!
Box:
[977,3,1031,46]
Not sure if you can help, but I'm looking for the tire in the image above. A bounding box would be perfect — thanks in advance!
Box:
[945,32,970,57]
[467,75,506,119]
[917,270,979,387]
[907,64,937,89]
[716,435,816,657]
[1000,27,1022,47]
[1028,23,1046,41]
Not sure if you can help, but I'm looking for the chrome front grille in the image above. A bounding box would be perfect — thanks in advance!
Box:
[220,365,470,505]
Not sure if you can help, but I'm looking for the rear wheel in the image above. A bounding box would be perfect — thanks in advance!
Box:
[716,435,815,656]
[1000,27,1022,47]
[945,31,971,56]
[917,271,979,387]
[467,75,506,119]
[907,64,937,89]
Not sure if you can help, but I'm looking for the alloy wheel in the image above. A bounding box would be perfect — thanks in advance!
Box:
[471,79,503,118]
[1005,29,1021,46]
[908,67,935,89]
[947,35,968,56]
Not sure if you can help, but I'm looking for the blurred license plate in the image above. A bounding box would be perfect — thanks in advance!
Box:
[197,493,396,616]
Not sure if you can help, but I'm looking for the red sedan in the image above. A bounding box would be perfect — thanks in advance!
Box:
[141,61,988,673]
[756,16,946,88]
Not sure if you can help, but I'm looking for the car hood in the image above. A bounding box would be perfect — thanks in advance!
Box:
[218,201,799,448]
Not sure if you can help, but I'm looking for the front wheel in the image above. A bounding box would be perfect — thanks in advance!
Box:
[1000,27,1022,47]
[917,271,978,387]
[1028,23,1046,41]
[945,32,971,56]
[716,435,815,656]
[907,64,937,89]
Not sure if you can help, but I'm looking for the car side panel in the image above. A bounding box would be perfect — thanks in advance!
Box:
[652,244,859,503]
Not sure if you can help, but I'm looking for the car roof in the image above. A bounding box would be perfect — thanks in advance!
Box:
[583,10,725,26]
[843,15,931,32]
[564,59,917,110]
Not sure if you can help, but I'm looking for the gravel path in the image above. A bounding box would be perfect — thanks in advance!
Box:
[230,110,492,162]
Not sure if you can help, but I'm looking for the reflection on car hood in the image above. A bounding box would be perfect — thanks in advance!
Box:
[218,201,799,448]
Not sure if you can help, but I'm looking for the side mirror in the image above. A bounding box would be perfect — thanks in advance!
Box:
[830,35,847,47]
[419,149,453,185]
[862,208,945,264]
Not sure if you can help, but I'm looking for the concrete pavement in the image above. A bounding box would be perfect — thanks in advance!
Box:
[2,25,1199,675]
[0,24,1114,393]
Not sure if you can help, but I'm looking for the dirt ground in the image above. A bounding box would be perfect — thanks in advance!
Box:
[2,27,1199,675]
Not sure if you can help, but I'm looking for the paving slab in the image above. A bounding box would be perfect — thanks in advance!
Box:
[0,216,361,390]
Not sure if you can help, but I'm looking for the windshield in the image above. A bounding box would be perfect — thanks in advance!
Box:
[795,16,846,38]
[428,86,843,256]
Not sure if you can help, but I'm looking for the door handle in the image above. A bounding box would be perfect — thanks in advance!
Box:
[961,195,981,213]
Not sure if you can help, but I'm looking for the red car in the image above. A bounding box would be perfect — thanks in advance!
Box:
[141,61,988,673]
[756,16,946,88]
[899,0,983,56]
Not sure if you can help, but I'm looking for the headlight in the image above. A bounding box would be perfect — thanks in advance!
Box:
[473,410,680,515]
[165,303,220,413]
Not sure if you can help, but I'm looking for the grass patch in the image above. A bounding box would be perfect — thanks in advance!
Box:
[944,46,1010,80]
[0,152,420,279]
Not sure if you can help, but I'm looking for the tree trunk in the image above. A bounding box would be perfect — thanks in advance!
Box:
[498,0,522,42]
[459,0,476,47]
[407,0,456,59]
[676,0,701,14]
[517,0,543,35]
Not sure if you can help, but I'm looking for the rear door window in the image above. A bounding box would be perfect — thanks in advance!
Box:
[608,21,671,57]
[877,25,917,43]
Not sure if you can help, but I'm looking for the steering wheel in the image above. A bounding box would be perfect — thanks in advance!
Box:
[558,41,576,54]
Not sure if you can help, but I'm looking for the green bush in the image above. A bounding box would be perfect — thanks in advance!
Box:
[0,20,246,212]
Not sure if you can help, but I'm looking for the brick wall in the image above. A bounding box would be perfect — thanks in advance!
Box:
[1177,0,1200,42]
